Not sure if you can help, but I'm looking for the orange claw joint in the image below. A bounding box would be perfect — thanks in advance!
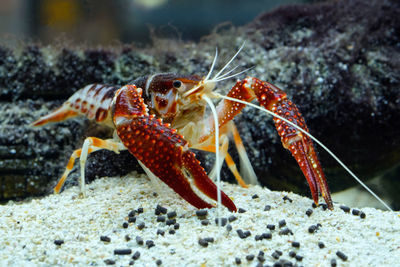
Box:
[248,78,333,210]
[113,85,237,212]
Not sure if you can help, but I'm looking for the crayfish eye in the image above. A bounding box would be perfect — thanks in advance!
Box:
[172,80,182,89]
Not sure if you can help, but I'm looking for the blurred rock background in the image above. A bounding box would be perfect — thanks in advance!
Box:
[0,0,399,210]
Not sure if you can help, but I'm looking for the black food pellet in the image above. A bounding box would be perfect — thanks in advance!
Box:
[255,235,262,241]
[169,229,175,235]
[237,229,247,239]
[312,203,318,208]
[54,239,64,246]
[292,241,300,248]
[246,254,254,261]
[137,222,145,230]
[279,219,286,228]
[319,203,328,210]
[308,225,317,233]
[135,236,143,245]
[238,208,246,213]
[136,207,143,214]
[331,259,337,267]
[318,241,325,248]
[295,254,303,261]
[252,194,259,199]
[146,240,155,248]
[156,259,162,265]
[215,217,228,226]
[257,255,265,262]
[306,209,313,217]
[276,250,283,256]
[336,251,348,261]
[156,229,165,236]
[264,205,271,211]
[226,224,232,231]
[340,205,350,213]
[261,232,272,239]
[279,227,291,235]
[235,257,241,264]
[125,235,131,241]
[204,237,214,243]
[244,230,251,237]
[352,209,360,216]
[122,222,129,228]
[132,251,140,260]
[196,210,208,218]
[174,223,180,230]
[258,251,264,257]
[128,216,136,223]
[267,224,275,230]
[114,249,132,255]
[198,238,208,247]
[104,259,115,265]
[228,215,237,222]
[157,215,166,222]
[167,211,177,219]
[166,219,176,226]
[288,251,296,258]
[201,219,210,226]
[128,210,136,217]
[100,236,111,242]
[360,212,366,219]
[129,260,134,265]
[272,251,280,259]
[283,195,293,202]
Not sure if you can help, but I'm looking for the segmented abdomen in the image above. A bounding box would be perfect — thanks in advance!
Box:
[66,84,118,123]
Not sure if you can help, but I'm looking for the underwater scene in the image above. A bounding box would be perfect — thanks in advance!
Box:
[0,0,399,266]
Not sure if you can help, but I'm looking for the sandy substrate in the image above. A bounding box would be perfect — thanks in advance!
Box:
[0,173,399,266]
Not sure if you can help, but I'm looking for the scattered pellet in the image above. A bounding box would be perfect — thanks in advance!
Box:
[167,211,177,219]
[264,205,271,211]
[246,254,254,261]
[236,229,247,239]
[288,251,296,258]
[132,251,140,260]
[306,209,313,217]
[166,219,176,226]
[279,227,292,235]
[196,210,208,218]
[114,249,132,255]
[292,241,300,248]
[312,203,318,208]
[360,212,366,219]
[104,259,115,265]
[198,238,208,247]
[137,222,145,230]
[226,224,232,232]
[267,224,275,230]
[279,219,286,228]
[136,207,144,214]
[204,237,214,243]
[135,236,143,245]
[257,255,265,262]
[261,232,272,239]
[244,230,251,238]
[331,258,337,267]
[174,223,180,230]
[169,229,175,235]
[128,216,136,223]
[155,204,167,215]
[215,217,228,226]
[252,194,259,199]
[340,205,350,213]
[54,239,64,246]
[201,219,210,226]
[122,222,129,228]
[100,236,111,242]
[235,257,241,264]
[228,215,237,222]
[352,209,360,216]
[156,259,162,265]
[146,240,155,248]
[319,203,328,210]
[336,251,348,261]
[156,229,165,236]
[129,260,134,265]
[295,254,303,261]
[255,235,262,241]
[125,235,131,241]
[276,250,283,256]
[238,208,247,213]
[283,195,293,202]
[318,241,325,248]
[128,210,136,217]
[308,225,317,233]
[271,251,280,259]
[157,215,166,222]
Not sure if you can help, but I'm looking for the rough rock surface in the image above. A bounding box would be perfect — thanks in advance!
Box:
[0,0,399,206]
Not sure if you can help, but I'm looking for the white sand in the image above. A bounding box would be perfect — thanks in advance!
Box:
[0,173,399,266]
